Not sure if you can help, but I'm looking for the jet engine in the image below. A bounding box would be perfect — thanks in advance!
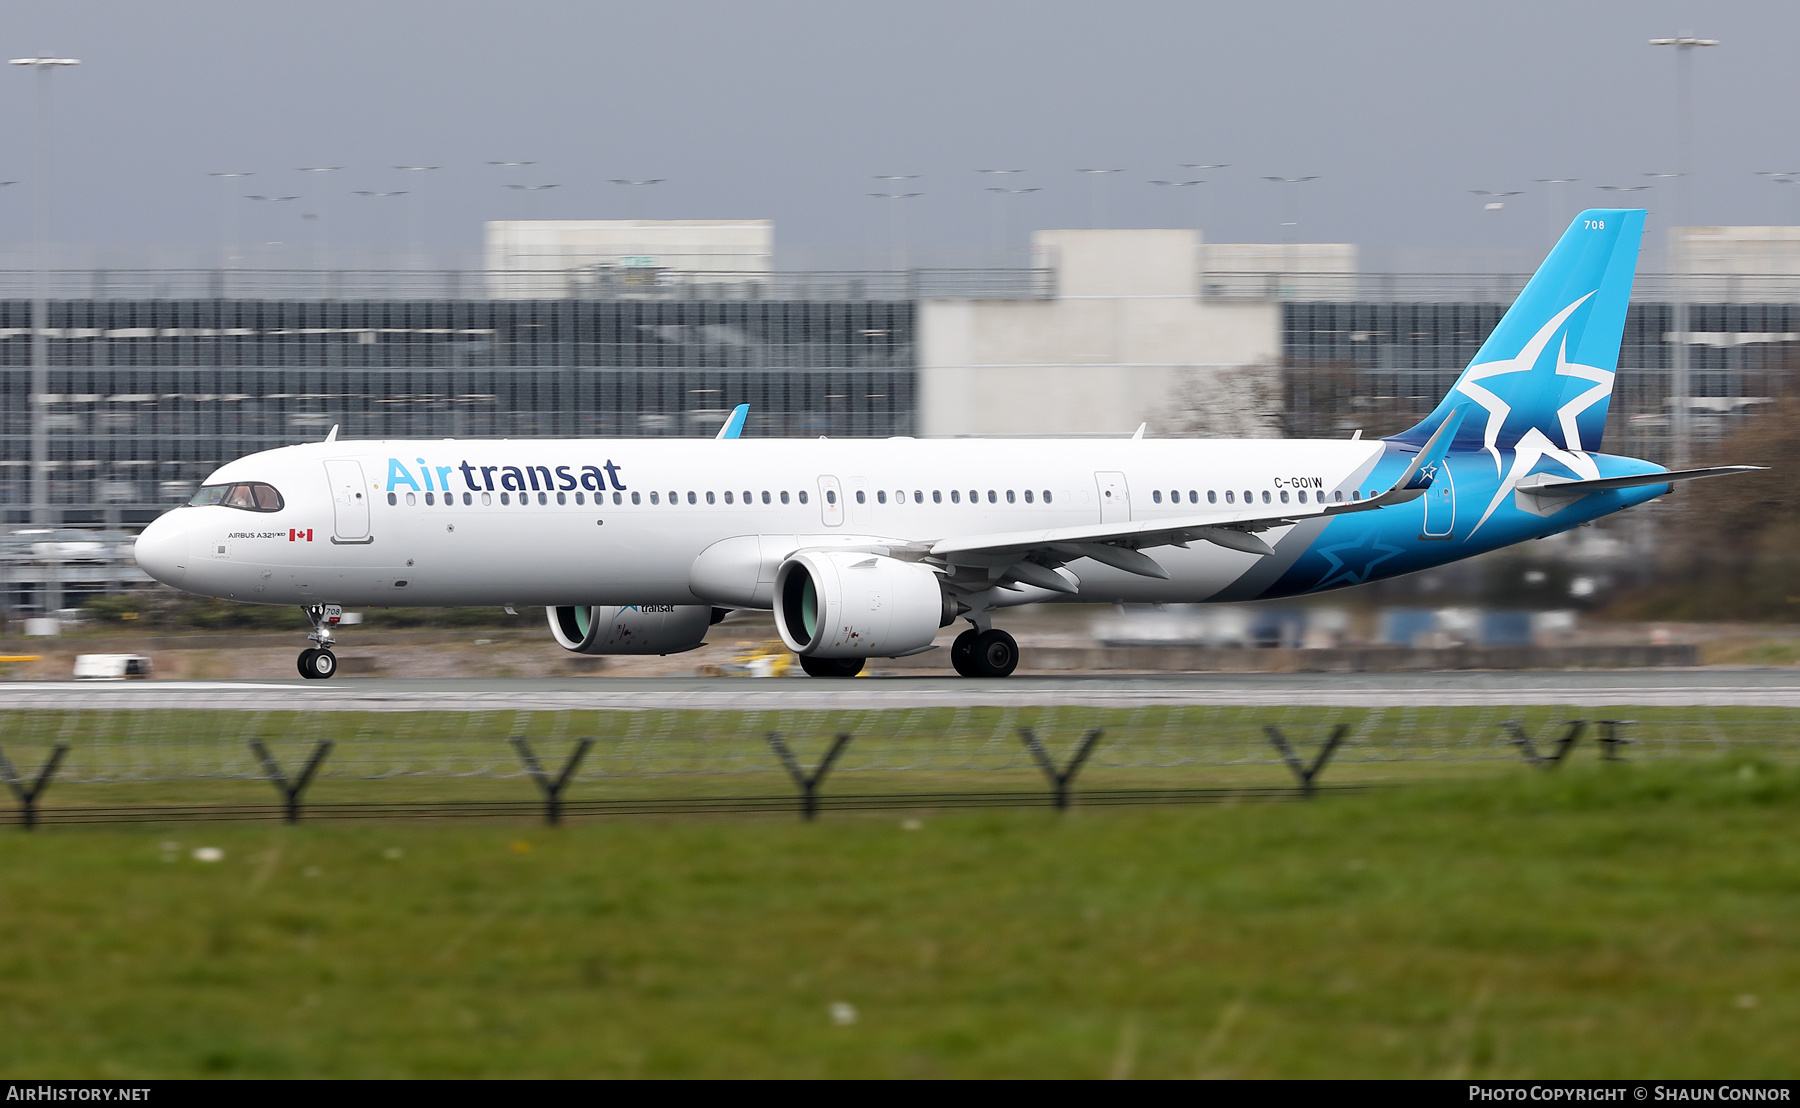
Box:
[773,551,955,658]
[546,604,721,655]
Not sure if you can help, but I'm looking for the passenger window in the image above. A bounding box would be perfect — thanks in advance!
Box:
[463,492,473,506]
[1189,491,1198,504]
[501,492,511,505]
[799,490,809,504]
[538,492,548,505]
[987,490,996,504]
[1043,490,1053,503]
[686,491,696,505]
[558,492,567,505]
[1297,490,1306,503]
[913,490,922,503]
[780,491,789,504]
[1152,490,1163,504]
[650,492,659,505]
[1280,491,1290,504]
[1208,490,1217,504]
[1262,491,1271,504]
[1226,491,1235,504]
[1006,490,1015,503]
[387,492,397,506]
[853,490,863,504]
[630,491,639,505]
[614,492,623,505]
[1245,490,1253,503]
[1334,490,1344,503]
[969,490,977,503]
[405,492,417,506]
[762,491,771,504]
[1024,489,1033,503]
[725,491,734,504]
[826,490,837,505]
[482,492,492,506]
[425,492,435,506]
[876,490,886,504]
[951,490,960,503]
[706,491,715,505]
[574,492,583,505]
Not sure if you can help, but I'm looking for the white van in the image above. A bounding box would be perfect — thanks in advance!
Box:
[73,654,152,680]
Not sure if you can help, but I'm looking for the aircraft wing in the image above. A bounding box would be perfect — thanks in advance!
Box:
[921,414,1464,592]
[1516,465,1765,497]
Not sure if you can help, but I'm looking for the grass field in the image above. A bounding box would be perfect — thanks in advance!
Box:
[1,755,1796,1078]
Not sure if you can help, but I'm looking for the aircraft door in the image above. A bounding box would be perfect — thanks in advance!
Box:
[1420,463,1455,540]
[324,459,372,543]
[817,475,844,527]
[1095,471,1130,523]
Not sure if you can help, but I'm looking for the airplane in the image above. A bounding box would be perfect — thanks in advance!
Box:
[132,208,1759,679]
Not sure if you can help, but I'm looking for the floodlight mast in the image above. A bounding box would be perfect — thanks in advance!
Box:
[10,55,79,533]
[1650,33,1718,470]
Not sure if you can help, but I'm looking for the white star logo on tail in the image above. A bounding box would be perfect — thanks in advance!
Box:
[1454,292,1596,476]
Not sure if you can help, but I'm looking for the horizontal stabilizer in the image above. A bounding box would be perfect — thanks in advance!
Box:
[1519,465,1766,497]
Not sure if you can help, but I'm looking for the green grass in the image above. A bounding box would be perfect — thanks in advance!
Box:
[1,757,1797,1078]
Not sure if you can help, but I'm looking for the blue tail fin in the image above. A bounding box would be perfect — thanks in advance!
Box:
[1395,208,1644,459]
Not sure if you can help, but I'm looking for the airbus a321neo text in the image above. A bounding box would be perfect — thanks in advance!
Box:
[134,209,1757,679]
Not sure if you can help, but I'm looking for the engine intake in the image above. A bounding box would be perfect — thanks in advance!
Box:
[774,551,953,658]
[546,604,719,655]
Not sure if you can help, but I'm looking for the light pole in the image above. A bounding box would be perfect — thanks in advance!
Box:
[297,166,343,267]
[983,186,1039,250]
[1178,163,1228,235]
[1756,172,1800,226]
[394,166,440,264]
[1535,178,1578,243]
[505,183,561,221]
[1472,190,1522,257]
[1650,32,1718,470]
[869,190,923,271]
[1075,168,1122,228]
[207,172,254,273]
[978,170,1024,247]
[10,54,79,533]
[1149,179,1205,230]
[353,191,408,256]
[609,179,666,221]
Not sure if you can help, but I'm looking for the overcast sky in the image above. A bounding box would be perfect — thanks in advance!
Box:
[1,0,1793,259]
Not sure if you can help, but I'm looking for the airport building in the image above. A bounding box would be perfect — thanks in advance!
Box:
[4,219,1798,613]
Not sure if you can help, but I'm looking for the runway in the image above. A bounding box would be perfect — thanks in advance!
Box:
[3,669,1800,710]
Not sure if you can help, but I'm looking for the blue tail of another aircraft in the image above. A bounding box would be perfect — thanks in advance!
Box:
[1395,208,1645,461]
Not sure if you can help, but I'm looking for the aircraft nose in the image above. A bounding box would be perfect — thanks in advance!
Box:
[133,513,189,586]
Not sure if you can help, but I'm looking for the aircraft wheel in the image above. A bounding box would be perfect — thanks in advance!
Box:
[297,648,318,679]
[973,629,1019,678]
[799,655,863,678]
[950,629,981,677]
[301,648,338,680]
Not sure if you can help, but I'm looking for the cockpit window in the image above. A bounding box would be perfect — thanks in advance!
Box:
[188,482,285,512]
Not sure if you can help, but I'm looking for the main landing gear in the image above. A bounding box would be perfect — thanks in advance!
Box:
[951,627,1019,678]
[297,604,340,680]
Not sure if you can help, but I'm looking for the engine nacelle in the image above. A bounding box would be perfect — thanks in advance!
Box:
[546,604,719,655]
[774,552,953,658]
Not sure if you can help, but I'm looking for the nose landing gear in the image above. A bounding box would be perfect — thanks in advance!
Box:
[298,604,342,680]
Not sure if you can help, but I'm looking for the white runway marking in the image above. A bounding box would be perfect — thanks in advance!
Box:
[4,673,1800,710]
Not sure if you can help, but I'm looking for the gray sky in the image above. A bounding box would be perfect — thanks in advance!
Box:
[2,0,1794,257]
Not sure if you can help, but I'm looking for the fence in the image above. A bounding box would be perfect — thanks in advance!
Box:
[2,703,1796,827]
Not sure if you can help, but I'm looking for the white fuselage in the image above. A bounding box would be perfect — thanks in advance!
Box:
[135,436,1390,608]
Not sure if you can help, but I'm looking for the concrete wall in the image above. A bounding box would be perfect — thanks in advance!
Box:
[484,219,772,297]
[917,229,1285,436]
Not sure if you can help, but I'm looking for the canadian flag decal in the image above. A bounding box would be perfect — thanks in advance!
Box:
[289,528,313,542]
